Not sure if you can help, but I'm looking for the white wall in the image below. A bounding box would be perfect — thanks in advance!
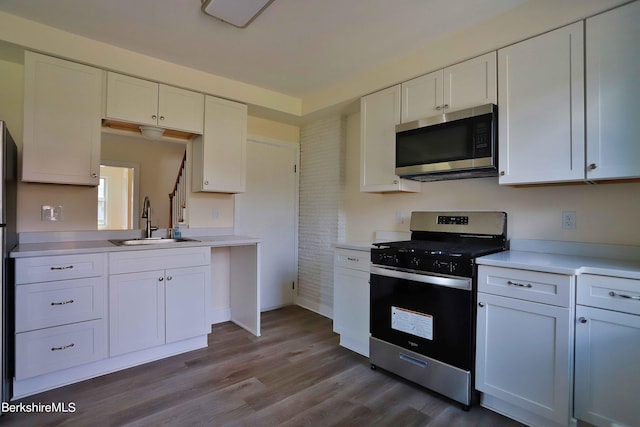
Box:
[297,116,346,317]
[343,112,640,246]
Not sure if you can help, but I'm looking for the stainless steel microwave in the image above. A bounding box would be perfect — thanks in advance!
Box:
[395,104,498,181]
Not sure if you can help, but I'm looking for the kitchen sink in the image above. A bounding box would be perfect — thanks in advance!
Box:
[109,237,200,246]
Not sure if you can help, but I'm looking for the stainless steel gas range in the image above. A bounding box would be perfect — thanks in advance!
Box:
[369,211,507,409]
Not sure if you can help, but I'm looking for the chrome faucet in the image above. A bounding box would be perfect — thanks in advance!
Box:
[141,196,158,238]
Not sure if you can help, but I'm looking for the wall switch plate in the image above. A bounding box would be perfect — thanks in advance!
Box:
[562,211,576,230]
[42,205,63,222]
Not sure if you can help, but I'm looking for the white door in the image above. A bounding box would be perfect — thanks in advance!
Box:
[235,137,298,311]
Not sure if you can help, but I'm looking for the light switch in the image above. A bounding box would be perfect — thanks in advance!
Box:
[42,205,63,222]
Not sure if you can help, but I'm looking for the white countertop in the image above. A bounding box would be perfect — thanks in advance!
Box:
[10,234,260,258]
[334,241,374,251]
[477,250,640,280]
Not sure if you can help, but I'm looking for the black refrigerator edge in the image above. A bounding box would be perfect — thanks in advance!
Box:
[0,120,18,412]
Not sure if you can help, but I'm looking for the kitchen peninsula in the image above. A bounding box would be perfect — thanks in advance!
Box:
[10,230,260,399]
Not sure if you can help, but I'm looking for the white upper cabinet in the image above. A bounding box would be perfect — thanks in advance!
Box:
[22,52,103,186]
[585,1,640,181]
[192,95,247,193]
[105,72,204,134]
[360,85,421,193]
[401,52,497,122]
[498,23,585,185]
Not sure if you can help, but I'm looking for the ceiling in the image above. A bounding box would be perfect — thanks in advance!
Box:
[0,0,527,98]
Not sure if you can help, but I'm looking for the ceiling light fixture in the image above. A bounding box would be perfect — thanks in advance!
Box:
[139,125,165,140]
[201,0,275,28]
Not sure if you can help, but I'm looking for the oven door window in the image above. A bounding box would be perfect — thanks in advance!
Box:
[370,273,473,371]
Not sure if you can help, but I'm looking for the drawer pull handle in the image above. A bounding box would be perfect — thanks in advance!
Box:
[507,280,532,288]
[51,343,75,352]
[609,291,640,301]
[50,265,74,270]
[399,353,428,368]
[347,257,359,262]
[50,299,74,306]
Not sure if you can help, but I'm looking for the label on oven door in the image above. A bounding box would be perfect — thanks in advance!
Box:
[391,306,433,340]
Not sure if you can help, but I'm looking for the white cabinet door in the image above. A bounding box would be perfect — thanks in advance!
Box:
[109,270,166,356]
[400,52,497,123]
[498,22,585,185]
[165,266,209,343]
[574,305,640,427]
[105,72,158,127]
[158,84,204,134]
[333,266,370,357]
[444,51,497,113]
[401,70,443,123]
[192,95,247,193]
[22,52,103,186]
[476,292,571,426]
[360,85,421,193]
[585,1,640,181]
[106,73,204,134]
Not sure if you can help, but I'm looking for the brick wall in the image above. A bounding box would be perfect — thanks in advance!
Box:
[297,115,345,317]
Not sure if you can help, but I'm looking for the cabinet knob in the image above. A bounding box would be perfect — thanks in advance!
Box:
[499,171,505,176]
[159,116,165,121]
[167,276,172,281]
[435,105,442,111]
[204,180,209,186]
[158,277,164,282]
[578,317,587,324]
[588,163,597,171]
[393,179,399,184]
[478,302,485,307]
[91,173,98,178]
[443,104,449,109]
[152,114,157,120]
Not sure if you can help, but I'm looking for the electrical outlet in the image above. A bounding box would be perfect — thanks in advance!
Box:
[42,205,63,222]
[562,211,576,230]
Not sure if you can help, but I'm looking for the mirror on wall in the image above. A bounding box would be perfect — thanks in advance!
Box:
[100,132,186,230]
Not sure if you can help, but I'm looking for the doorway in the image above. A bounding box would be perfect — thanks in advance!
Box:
[98,161,140,230]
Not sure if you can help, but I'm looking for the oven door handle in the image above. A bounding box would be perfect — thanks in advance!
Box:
[370,266,472,290]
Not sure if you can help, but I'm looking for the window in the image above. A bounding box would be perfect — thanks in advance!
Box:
[97,176,107,227]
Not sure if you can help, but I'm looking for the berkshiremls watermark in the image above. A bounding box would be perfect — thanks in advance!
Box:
[1,401,76,414]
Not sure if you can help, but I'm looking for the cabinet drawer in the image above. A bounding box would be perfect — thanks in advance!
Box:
[15,253,106,284]
[478,266,573,307]
[577,274,640,315]
[334,248,370,272]
[16,277,106,333]
[15,319,107,380]
[109,247,210,274]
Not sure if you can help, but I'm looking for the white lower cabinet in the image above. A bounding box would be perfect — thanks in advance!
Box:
[574,274,640,427]
[108,270,166,356]
[109,247,211,356]
[15,320,106,380]
[14,253,108,380]
[476,266,574,427]
[333,247,370,357]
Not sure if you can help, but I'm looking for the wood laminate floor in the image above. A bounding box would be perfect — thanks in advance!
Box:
[2,306,524,426]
